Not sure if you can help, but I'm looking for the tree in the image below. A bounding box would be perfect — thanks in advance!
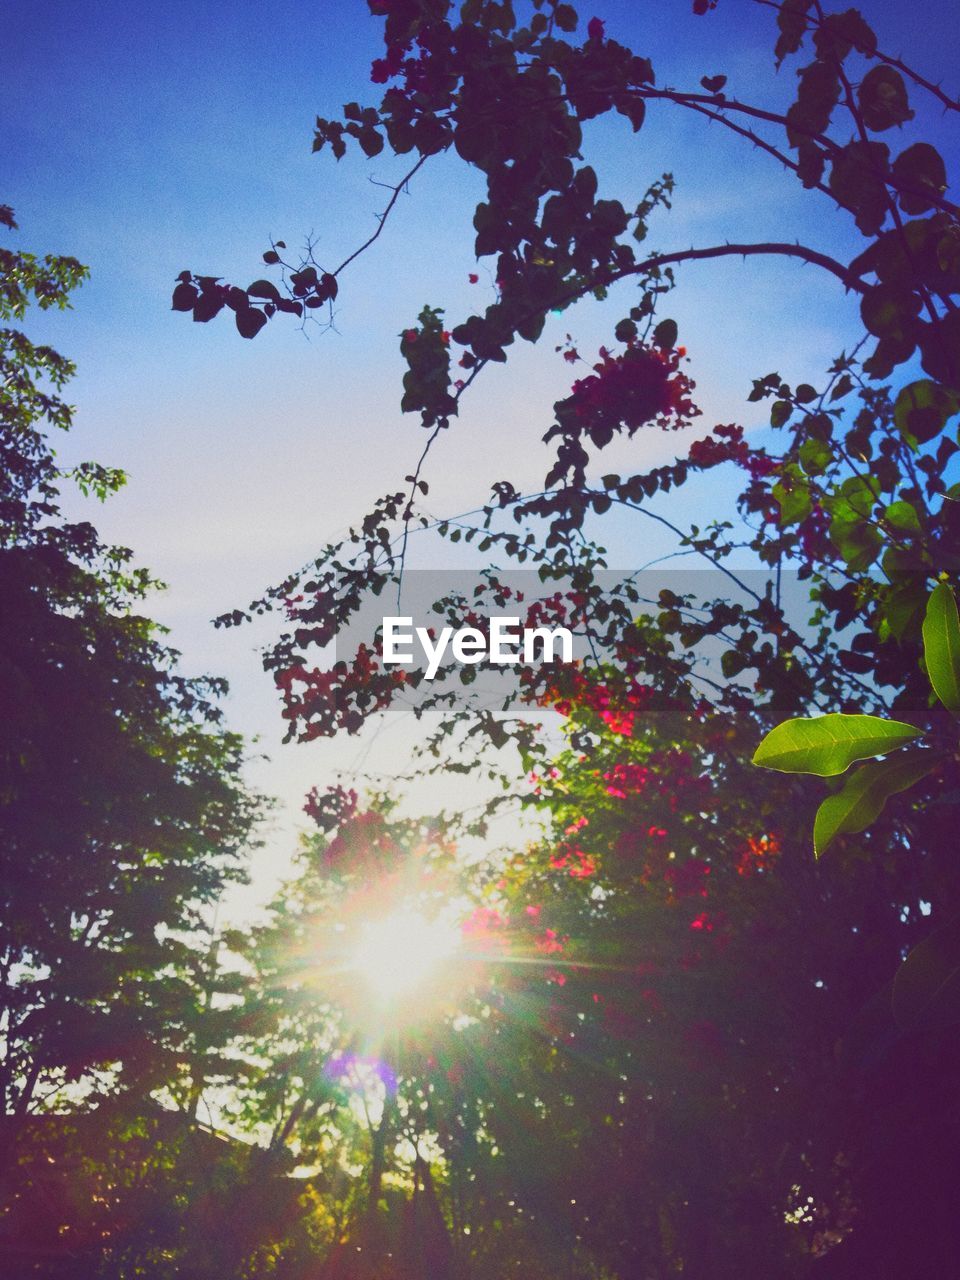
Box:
[0,207,264,1271]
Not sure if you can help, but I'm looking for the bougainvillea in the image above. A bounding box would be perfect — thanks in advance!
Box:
[164,0,960,1273]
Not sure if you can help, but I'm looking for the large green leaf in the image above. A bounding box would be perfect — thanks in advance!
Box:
[922,582,960,713]
[752,713,921,775]
[893,915,960,1031]
[813,749,940,856]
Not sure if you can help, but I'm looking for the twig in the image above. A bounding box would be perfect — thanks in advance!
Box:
[333,154,430,278]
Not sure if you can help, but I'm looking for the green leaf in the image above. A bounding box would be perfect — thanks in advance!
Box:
[772,479,811,526]
[813,749,939,856]
[893,915,960,1031]
[826,475,882,570]
[752,713,922,775]
[830,518,882,571]
[799,437,831,476]
[883,500,920,532]
[922,582,960,712]
[876,576,927,642]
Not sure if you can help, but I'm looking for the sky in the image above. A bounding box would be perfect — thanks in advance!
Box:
[5,0,957,915]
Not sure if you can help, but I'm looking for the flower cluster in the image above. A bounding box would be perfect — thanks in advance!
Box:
[322,809,401,874]
[736,832,782,877]
[539,668,658,737]
[276,644,407,740]
[550,816,597,879]
[568,342,699,448]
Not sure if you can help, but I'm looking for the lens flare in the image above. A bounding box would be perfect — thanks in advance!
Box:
[351,905,461,1003]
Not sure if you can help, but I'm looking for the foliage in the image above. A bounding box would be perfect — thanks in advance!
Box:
[176,0,957,1269]
[754,581,960,855]
[161,0,960,1272]
[8,0,960,1274]
[0,211,264,1270]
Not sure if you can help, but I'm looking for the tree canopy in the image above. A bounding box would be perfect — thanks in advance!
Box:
[5,0,960,1275]
[0,208,264,1274]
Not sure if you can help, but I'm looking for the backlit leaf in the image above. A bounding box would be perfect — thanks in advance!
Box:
[922,582,960,712]
[753,713,921,776]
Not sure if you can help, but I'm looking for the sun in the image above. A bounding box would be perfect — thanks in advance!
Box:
[350,904,462,1004]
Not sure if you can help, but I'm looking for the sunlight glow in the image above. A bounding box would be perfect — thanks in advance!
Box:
[351,905,461,1003]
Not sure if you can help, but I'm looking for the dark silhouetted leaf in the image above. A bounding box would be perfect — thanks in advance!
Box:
[858,65,913,132]
[893,915,960,1031]
[192,291,223,323]
[893,142,946,215]
[247,279,282,303]
[652,318,677,350]
[235,307,267,339]
[172,282,198,312]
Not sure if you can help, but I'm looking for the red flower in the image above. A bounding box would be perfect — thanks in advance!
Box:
[737,832,781,876]
[536,928,565,955]
[568,342,699,449]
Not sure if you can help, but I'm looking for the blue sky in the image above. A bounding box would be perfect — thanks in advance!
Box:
[5,0,957,912]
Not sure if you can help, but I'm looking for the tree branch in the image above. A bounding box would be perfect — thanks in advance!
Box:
[751,0,960,115]
[333,154,430,278]
[573,239,867,304]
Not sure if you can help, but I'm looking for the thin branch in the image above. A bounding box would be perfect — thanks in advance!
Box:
[827,24,947,345]
[333,154,430,278]
[583,490,766,604]
[639,85,840,153]
[396,419,444,606]
[877,47,960,115]
[564,239,867,306]
[408,238,865,529]
[665,95,834,200]
[752,0,960,115]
